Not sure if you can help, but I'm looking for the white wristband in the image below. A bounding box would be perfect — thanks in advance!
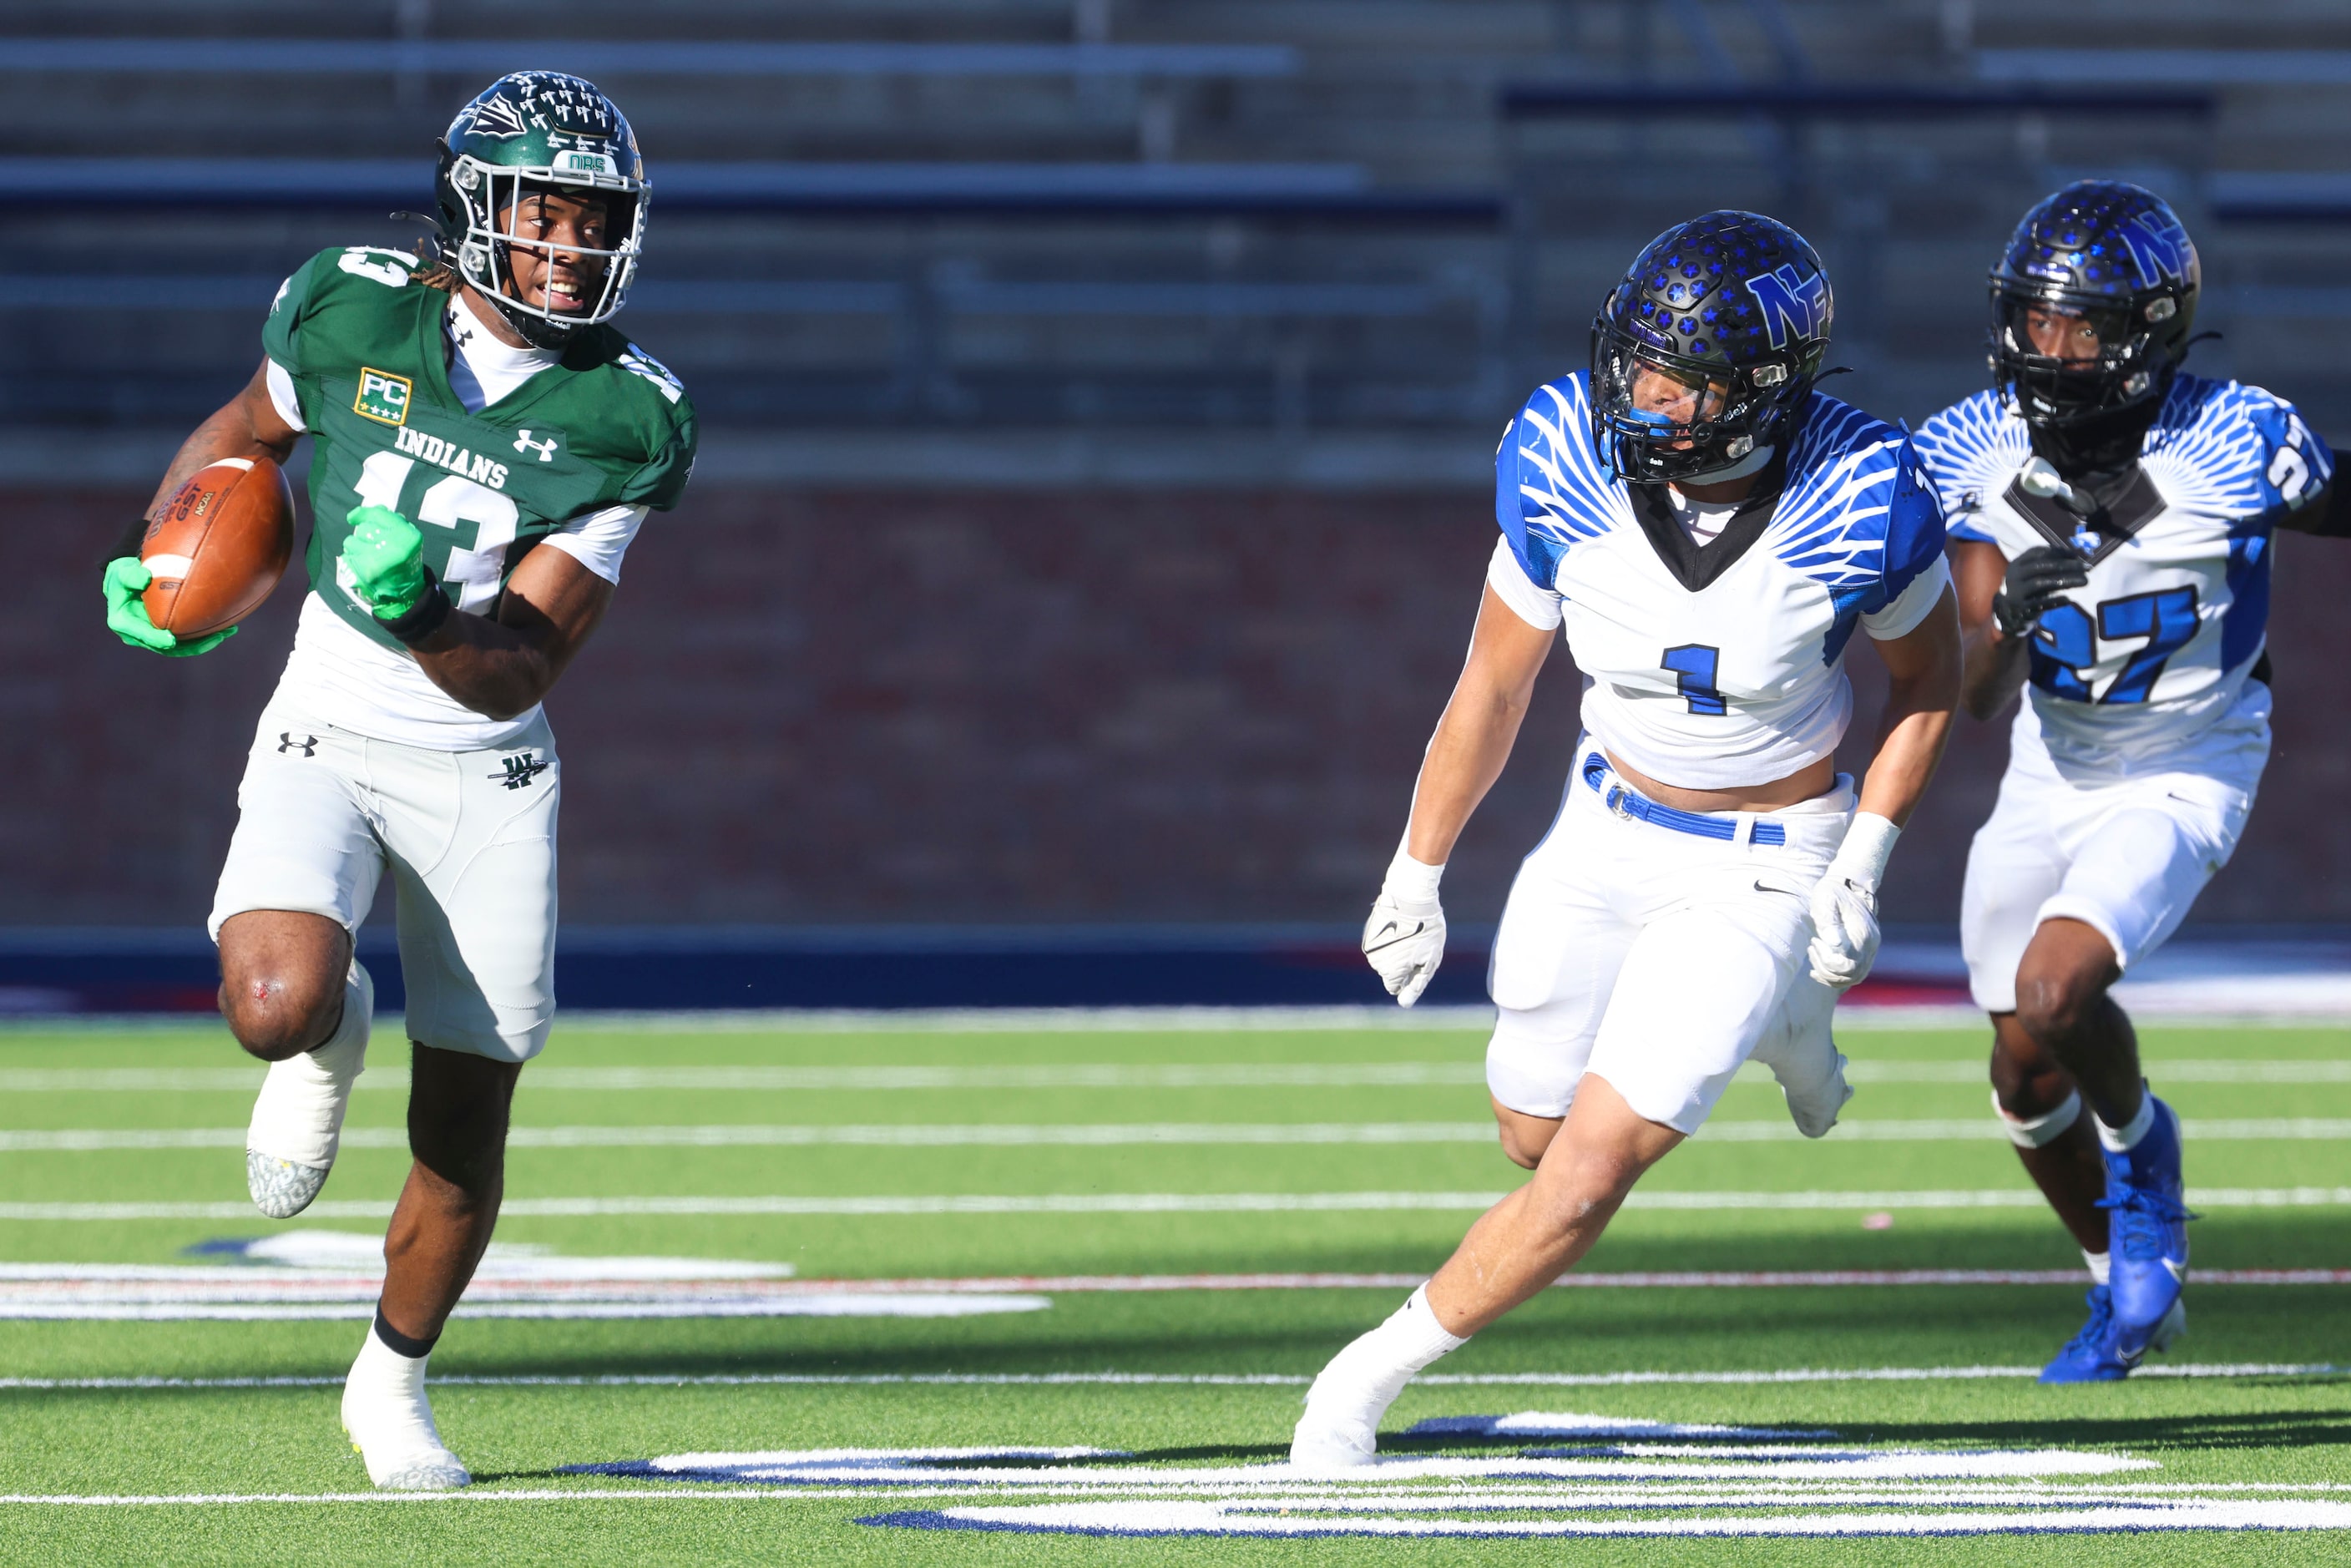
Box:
[1384,846,1444,908]
[1828,812,1900,894]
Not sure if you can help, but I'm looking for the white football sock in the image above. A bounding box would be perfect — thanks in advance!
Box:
[1292,1286,1469,1467]
[1994,1087,2081,1149]
[341,1319,469,1491]
[2095,1090,2156,1155]
[2084,1249,2111,1286]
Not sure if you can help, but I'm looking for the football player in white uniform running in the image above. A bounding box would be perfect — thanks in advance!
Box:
[1914,181,2338,1382]
[97,75,695,1486]
[1294,212,1961,1466]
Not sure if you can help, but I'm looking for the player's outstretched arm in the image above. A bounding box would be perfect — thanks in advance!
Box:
[1804,584,1961,989]
[2275,481,2349,538]
[103,359,301,656]
[1363,583,1555,1006]
[340,508,612,721]
[1407,584,1557,862]
[1854,584,1961,830]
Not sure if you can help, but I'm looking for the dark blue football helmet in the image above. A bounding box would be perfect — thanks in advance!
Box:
[1989,180,2200,434]
[1589,210,1833,484]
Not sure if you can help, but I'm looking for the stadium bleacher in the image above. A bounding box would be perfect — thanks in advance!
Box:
[11,0,2351,999]
[1,0,2288,465]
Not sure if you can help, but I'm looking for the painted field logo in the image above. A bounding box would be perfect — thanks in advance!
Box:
[353,367,413,427]
[537,1414,2351,1540]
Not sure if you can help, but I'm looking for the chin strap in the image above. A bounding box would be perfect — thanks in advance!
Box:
[1679,443,1777,486]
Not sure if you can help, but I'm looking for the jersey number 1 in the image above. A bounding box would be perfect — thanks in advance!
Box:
[1662,644,1727,716]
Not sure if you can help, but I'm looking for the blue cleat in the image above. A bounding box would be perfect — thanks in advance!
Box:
[2102,1095,2195,1351]
[2040,1286,2187,1383]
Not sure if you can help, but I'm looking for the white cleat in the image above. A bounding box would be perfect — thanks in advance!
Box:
[245,961,372,1219]
[1287,1358,1396,1470]
[341,1331,471,1491]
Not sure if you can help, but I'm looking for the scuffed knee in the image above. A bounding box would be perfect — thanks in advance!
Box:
[219,974,340,1063]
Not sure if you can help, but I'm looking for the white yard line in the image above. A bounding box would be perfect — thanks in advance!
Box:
[5,1186,2351,1222]
[4,1055,2346,1094]
[4,1115,2350,1153]
[0,1363,2339,1393]
[1,1264,2343,1322]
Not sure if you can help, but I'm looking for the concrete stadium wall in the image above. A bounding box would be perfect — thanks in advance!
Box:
[17,486,2351,931]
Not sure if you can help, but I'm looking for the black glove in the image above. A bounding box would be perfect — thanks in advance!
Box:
[1991,544,2089,639]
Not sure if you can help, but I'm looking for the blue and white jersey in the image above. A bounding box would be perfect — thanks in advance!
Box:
[1914,374,2331,772]
[1491,372,1950,790]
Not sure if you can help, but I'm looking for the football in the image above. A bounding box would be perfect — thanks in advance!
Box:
[140,455,296,637]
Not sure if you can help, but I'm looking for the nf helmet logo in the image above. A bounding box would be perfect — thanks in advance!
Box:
[2117,210,2193,290]
[513,429,559,462]
[353,367,413,427]
[1748,264,1828,351]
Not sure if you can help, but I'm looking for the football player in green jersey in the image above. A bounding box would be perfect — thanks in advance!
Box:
[98,72,695,1491]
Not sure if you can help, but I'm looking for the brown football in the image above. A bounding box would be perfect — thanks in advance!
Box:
[140,455,296,638]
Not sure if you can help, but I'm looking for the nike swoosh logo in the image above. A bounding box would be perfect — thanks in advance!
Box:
[1364,921,1428,954]
[2162,1259,2187,1282]
[1754,881,1802,899]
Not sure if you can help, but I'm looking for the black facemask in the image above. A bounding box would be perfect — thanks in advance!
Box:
[2026,397,2161,485]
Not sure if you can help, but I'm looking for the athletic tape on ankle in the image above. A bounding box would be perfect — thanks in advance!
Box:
[2096,1090,2156,1154]
[372,1305,440,1361]
[1993,1086,2082,1149]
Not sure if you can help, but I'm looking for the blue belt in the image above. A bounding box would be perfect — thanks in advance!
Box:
[1580,754,1786,846]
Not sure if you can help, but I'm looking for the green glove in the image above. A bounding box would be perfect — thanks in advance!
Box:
[101,556,235,657]
[341,505,428,620]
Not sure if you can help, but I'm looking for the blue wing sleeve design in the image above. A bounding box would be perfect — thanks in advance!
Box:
[1909,392,2017,544]
[1493,373,1626,598]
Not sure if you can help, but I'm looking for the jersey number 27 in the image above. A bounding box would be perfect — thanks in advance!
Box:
[2031,586,2200,705]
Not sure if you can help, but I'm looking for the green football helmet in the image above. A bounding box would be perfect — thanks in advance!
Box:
[433,71,647,348]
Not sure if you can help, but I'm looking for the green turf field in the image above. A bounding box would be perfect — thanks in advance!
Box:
[1,1015,2347,1564]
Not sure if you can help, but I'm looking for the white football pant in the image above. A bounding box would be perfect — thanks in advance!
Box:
[1962,685,2268,1013]
[1484,749,1856,1137]
[210,699,561,1063]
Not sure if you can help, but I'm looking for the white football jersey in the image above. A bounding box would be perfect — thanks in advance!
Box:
[1493,372,1949,790]
[1914,375,2332,773]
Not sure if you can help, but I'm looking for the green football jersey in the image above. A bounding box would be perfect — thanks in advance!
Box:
[263,245,696,651]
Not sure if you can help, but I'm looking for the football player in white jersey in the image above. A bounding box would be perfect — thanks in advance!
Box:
[1292,212,1960,1466]
[1914,181,2339,1382]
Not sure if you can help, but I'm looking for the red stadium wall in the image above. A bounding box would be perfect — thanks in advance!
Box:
[16,488,2351,930]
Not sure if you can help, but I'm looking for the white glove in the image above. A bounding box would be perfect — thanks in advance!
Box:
[1363,848,1446,1008]
[1806,812,1899,990]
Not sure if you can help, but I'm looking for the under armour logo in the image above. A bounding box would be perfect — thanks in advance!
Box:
[513,428,559,462]
[276,732,318,756]
[491,752,549,790]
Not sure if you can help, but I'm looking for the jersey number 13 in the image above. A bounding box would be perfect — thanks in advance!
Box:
[346,449,522,615]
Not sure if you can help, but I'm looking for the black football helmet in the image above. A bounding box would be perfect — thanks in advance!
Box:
[432,72,648,350]
[1589,210,1832,485]
[1989,180,2199,455]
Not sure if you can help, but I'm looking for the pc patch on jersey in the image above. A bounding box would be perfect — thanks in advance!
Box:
[353,367,412,427]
